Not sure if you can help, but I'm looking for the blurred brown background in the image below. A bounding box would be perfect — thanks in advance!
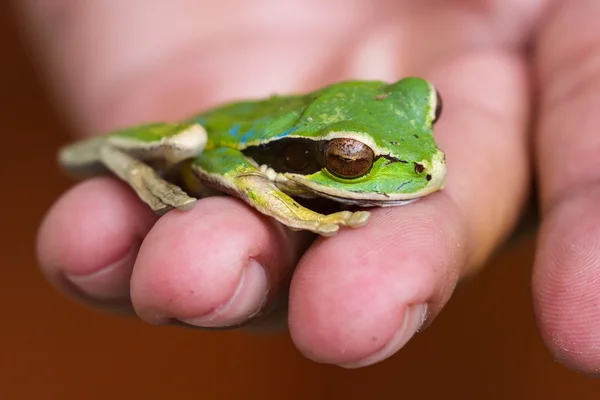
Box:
[1,5,599,400]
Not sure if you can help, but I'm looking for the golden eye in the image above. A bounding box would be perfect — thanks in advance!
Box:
[325,138,374,179]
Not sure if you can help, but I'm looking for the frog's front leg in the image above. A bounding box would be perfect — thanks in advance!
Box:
[98,146,197,214]
[59,122,206,215]
[186,148,370,236]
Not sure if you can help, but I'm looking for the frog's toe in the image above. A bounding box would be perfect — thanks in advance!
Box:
[151,197,196,215]
[346,211,370,228]
[326,210,370,228]
[316,223,340,237]
[284,220,339,236]
[138,191,172,215]
[175,198,197,211]
[146,178,197,212]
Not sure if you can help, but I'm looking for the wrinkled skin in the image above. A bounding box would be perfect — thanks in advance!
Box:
[22,0,600,372]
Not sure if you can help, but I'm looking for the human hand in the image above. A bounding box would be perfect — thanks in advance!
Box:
[24,0,600,373]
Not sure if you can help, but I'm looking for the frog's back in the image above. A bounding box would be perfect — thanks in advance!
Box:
[186,80,388,149]
[187,92,309,149]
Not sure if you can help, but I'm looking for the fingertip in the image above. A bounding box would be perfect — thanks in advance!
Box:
[288,199,462,365]
[130,197,302,328]
[533,187,600,375]
[37,177,156,303]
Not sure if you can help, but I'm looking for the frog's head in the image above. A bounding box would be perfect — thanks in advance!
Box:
[243,77,447,206]
[286,78,447,206]
[283,140,446,207]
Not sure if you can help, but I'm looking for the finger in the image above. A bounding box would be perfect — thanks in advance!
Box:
[532,0,600,375]
[36,178,157,313]
[130,196,312,329]
[37,176,311,327]
[289,52,531,366]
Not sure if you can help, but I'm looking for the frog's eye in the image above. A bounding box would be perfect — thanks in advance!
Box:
[433,89,443,123]
[325,138,374,179]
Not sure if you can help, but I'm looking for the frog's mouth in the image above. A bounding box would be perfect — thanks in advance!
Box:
[327,195,420,207]
[281,150,447,207]
[283,182,425,208]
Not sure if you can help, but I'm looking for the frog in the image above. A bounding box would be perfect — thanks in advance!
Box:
[58,77,446,237]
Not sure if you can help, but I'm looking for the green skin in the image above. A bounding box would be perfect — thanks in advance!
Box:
[59,77,446,236]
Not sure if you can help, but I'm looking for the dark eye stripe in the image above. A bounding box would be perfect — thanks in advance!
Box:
[242,137,325,175]
[241,137,415,177]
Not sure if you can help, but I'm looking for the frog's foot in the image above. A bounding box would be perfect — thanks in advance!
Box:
[324,210,371,228]
[235,174,371,236]
[100,146,197,214]
[133,170,198,215]
[285,210,371,237]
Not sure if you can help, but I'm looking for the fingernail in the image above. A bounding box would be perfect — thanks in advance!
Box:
[338,303,428,369]
[65,244,138,300]
[182,259,268,328]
